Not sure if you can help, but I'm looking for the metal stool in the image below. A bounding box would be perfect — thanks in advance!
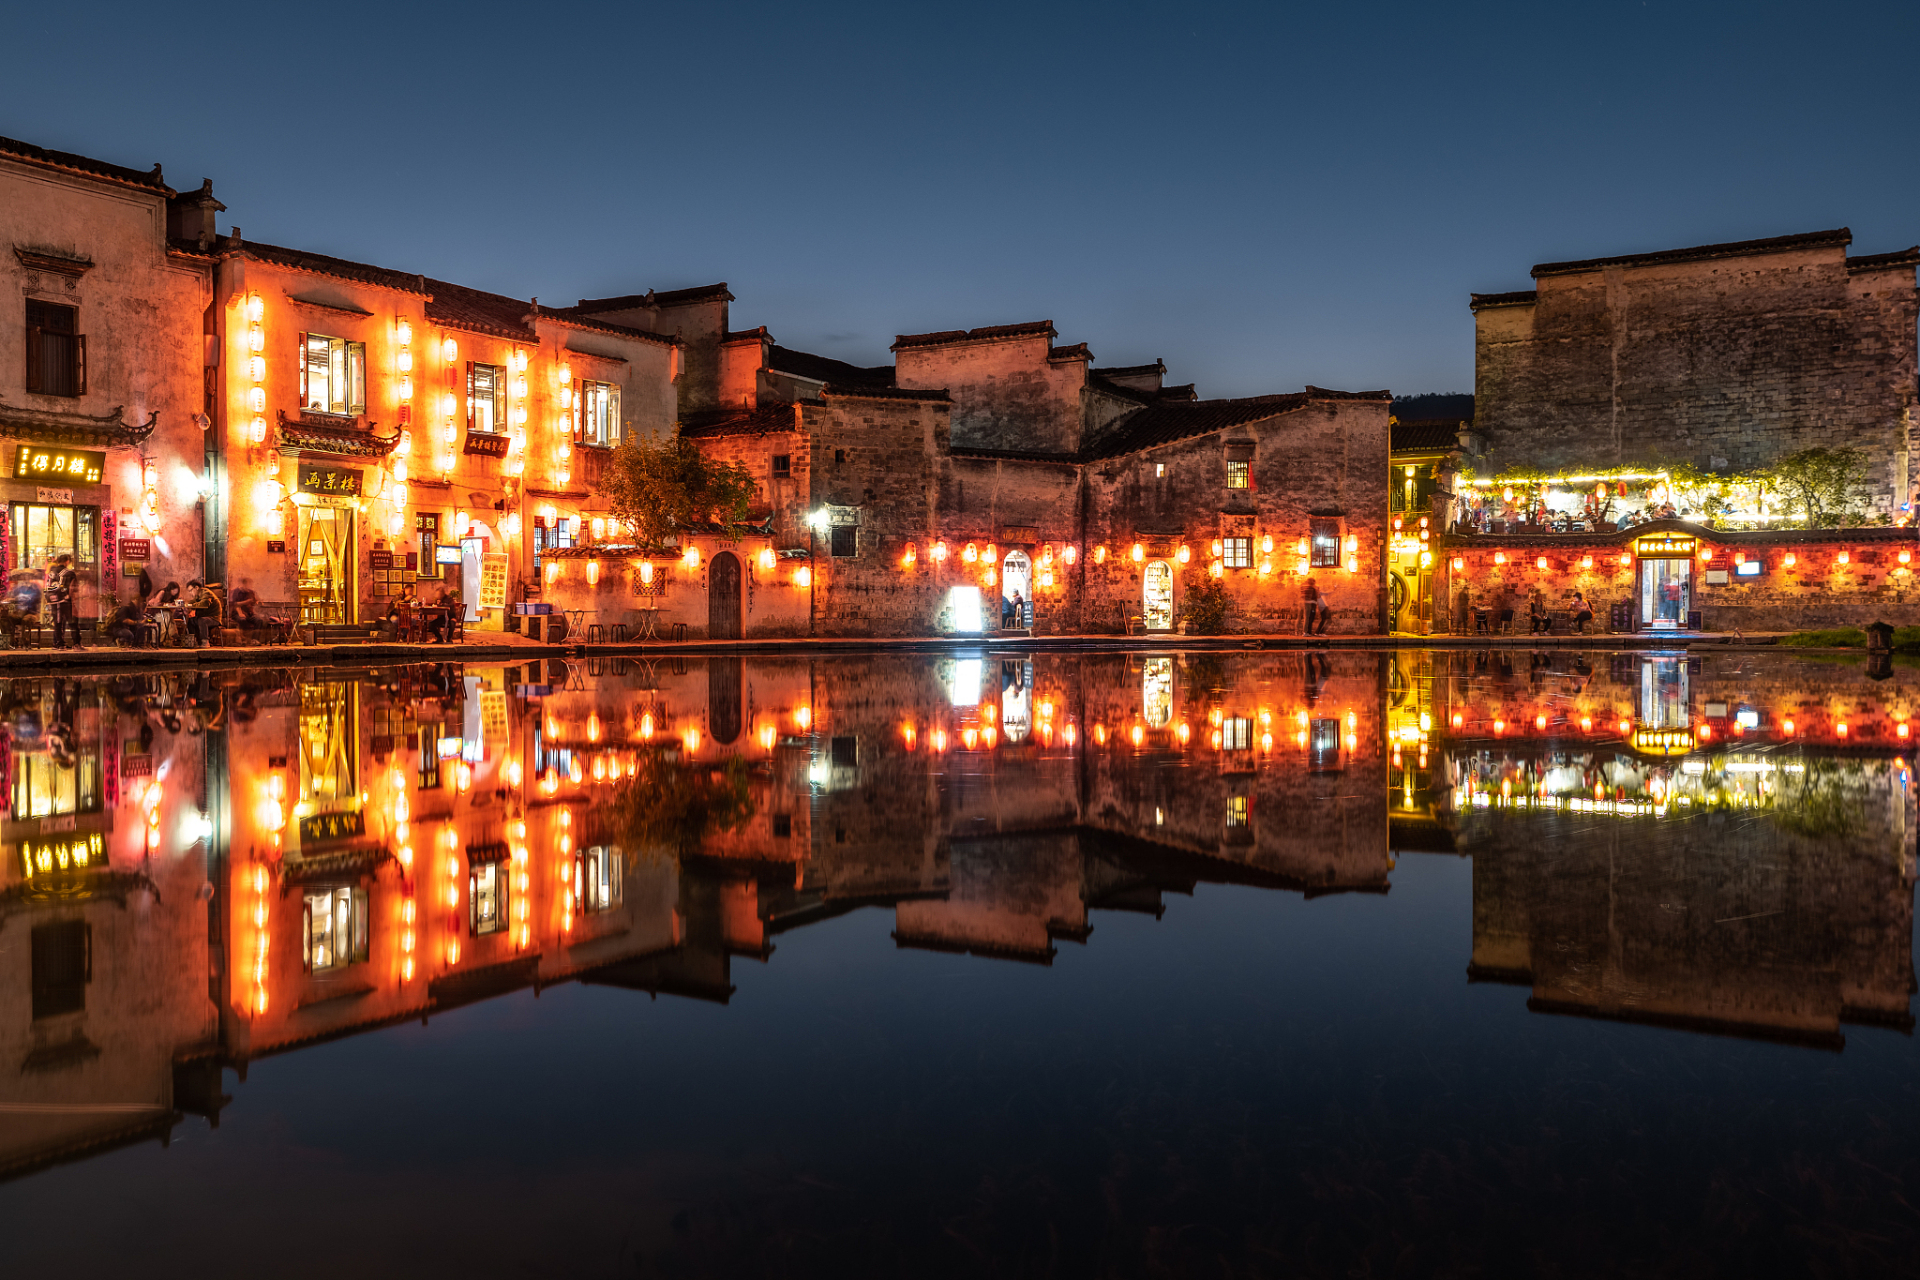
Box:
[610,623,629,642]
[587,623,606,643]
[669,622,687,642]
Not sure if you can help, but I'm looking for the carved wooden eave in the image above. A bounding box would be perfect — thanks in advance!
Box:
[13,247,94,277]
[275,410,399,458]
[0,400,157,449]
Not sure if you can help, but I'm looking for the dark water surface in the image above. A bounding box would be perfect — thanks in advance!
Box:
[0,649,1915,1278]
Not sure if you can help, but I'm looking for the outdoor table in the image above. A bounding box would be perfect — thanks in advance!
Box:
[564,609,589,641]
[416,605,454,643]
[634,609,661,640]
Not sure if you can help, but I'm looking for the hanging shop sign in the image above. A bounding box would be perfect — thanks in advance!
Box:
[297,463,364,497]
[298,810,366,844]
[1634,534,1697,559]
[36,488,73,505]
[266,540,287,554]
[463,433,511,458]
[119,538,151,561]
[15,445,104,485]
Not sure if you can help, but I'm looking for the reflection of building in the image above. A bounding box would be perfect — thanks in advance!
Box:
[1414,647,1920,1045]
[0,677,217,1180]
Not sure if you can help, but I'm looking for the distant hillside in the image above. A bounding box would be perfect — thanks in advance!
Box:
[1391,393,1473,421]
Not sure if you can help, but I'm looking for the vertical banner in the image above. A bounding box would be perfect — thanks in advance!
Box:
[102,507,117,592]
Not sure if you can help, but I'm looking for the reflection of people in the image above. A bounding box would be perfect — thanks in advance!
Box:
[47,554,78,648]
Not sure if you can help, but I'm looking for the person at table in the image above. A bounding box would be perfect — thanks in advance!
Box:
[104,598,151,648]
[231,579,284,642]
[184,579,221,648]
[425,584,459,643]
[1528,592,1551,635]
[0,572,43,647]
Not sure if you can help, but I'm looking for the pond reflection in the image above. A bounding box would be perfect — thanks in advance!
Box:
[0,650,1915,1269]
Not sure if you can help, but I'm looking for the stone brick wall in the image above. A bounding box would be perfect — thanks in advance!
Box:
[1447,523,1920,633]
[895,329,1085,454]
[1082,397,1391,634]
[1472,235,1919,510]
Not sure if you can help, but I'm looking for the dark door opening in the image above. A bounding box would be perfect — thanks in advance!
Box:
[708,551,742,639]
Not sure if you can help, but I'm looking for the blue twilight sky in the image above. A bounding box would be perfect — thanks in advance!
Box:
[3,1,1915,400]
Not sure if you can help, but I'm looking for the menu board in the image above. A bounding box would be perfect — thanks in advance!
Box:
[477,552,510,610]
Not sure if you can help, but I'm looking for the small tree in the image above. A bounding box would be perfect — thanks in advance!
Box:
[1760,448,1870,528]
[599,434,758,545]
[1180,574,1232,635]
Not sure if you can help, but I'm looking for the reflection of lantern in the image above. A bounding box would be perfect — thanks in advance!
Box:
[1451,556,1465,571]
[983,544,998,563]
[1838,550,1850,565]
[984,568,997,587]
[760,547,776,570]
[1494,552,1507,565]
[1093,546,1106,564]
[903,542,917,566]
[1209,561,1223,579]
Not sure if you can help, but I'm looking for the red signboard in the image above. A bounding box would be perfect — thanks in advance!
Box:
[370,551,394,570]
[119,538,151,561]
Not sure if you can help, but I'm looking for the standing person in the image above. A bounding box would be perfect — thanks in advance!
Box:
[46,554,78,649]
[1303,577,1326,636]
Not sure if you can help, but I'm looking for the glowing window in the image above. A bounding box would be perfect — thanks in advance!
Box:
[1223,537,1252,569]
[303,887,369,972]
[1226,459,1251,489]
[575,379,621,447]
[301,334,366,415]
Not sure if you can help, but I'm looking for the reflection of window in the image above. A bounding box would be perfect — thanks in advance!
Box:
[303,887,369,972]
[1226,459,1250,490]
[1225,795,1250,830]
[301,333,366,415]
[1311,520,1340,568]
[31,921,89,1019]
[772,813,792,838]
[1310,718,1340,770]
[575,379,620,446]
[417,726,441,789]
[830,526,857,558]
[1223,716,1253,750]
[470,861,508,935]
[467,362,505,434]
[1223,537,1252,569]
[579,846,622,912]
[832,736,858,768]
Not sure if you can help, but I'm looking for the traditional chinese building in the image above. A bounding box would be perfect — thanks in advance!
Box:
[541,299,1392,638]
[206,237,680,632]
[0,135,222,614]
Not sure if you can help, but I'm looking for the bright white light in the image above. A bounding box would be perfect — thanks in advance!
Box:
[807,509,830,530]
[946,586,983,635]
[1735,710,1760,728]
[1681,759,1707,775]
[808,760,830,786]
[1724,761,1775,773]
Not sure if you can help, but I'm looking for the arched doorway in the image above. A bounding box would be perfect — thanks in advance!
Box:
[1142,561,1174,631]
[1000,551,1032,630]
[708,551,742,639]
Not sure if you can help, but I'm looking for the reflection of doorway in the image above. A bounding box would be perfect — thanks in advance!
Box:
[1000,551,1032,630]
[709,657,742,744]
[297,506,354,625]
[1637,559,1691,630]
[1143,561,1174,631]
[1142,657,1174,726]
[709,551,742,639]
[1638,657,1690,728]
[1000,660,1031,741]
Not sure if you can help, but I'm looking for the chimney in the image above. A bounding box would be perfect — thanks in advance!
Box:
[167,179,227,253]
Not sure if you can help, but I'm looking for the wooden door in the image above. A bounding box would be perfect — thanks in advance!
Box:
[708,551,742,639]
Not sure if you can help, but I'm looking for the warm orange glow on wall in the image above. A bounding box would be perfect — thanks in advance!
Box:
[683,545,700,569]
[1451,556,1465,571]
[1130,543,1144,563]
[795,566,811,587]
[1494,552,1506,565]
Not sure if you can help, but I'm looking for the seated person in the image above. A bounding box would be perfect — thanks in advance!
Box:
[184,579,221,648]
[0,576,43,646]
[230,582,288,642]
[103,600,151,648]
[1528,595,1551,634]
[425,587,459,643]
